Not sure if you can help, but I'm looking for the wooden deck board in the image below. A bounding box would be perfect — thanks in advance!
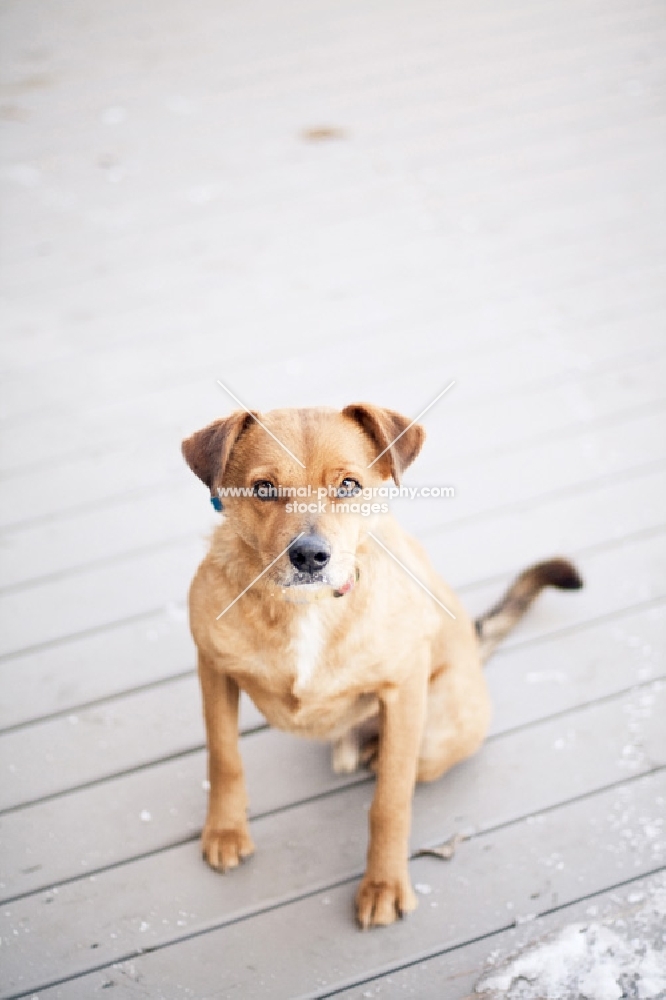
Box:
[20,772,666,999]
[0,298,664,476]
[1,0,665,995]
[2,690,664,994]
[330,869,666,1000]
[1,306,663,486]
[0,349,664,589]
[1,315,664,528]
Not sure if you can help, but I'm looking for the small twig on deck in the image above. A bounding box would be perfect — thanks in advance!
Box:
[412,832,468,861]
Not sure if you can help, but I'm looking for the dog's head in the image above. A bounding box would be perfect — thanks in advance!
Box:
[182,405,425,596]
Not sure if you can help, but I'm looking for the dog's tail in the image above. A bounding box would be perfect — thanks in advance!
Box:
[475,558,583,663]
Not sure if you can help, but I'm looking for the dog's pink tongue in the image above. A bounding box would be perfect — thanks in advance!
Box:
[335,576,355,596]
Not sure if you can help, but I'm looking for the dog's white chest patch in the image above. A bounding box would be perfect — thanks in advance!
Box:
[291,605,326,691]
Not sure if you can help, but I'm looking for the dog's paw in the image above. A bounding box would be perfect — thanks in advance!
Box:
[331,732,361,774]
[202,824,255,873]
[355,873,418,929]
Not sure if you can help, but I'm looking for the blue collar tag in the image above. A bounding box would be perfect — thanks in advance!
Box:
[210,495,223,512]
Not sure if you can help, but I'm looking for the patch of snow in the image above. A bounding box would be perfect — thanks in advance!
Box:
[476,874,666,999]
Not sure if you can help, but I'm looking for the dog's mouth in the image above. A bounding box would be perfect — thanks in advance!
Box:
[284,571,330,588]
[273,568,359,603]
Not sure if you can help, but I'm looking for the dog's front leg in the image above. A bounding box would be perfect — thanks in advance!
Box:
[198,654,255,872]
[356,658,428,929]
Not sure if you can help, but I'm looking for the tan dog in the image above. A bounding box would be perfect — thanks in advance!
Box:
[182,404,582,929]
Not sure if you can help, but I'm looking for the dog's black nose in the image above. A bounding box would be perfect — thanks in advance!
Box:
[289,534,331,575]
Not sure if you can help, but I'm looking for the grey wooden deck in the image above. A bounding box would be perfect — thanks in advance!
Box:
[1,0,665,997]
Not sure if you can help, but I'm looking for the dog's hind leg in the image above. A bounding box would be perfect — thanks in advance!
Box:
[416,647,491,783]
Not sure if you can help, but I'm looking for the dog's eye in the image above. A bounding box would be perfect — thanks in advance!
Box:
[337,477,362,498]
[252,480,277,501]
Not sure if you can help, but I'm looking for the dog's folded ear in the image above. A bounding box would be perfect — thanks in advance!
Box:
[182,411,257,494]
[342,403,425,486]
